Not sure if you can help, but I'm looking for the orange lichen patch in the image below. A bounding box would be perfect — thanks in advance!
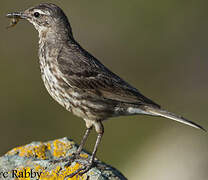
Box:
[53,140,73,158]
[39,163,87,180]
[35,165,44,171]
[79,153,89,159]
[47,142,51,150]
[7,143,48,160]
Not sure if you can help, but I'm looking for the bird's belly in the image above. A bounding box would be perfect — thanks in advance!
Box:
[38,44,87,118]
[42,77,97,120]
[42,69,70,110]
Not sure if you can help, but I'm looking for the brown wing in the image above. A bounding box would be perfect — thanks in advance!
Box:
[57,41,160,107]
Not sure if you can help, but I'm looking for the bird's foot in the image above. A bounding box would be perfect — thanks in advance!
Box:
[64,153,88,167]
[65,158,94,178]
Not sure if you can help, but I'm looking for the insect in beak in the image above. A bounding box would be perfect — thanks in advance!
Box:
[6,12,26,28]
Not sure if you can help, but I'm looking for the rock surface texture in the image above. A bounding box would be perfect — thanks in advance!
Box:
[0,137,127,180]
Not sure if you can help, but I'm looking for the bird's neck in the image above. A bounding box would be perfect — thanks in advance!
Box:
[37,27,75,69]
[38,26,74,45]
[38,29,68,62]
[38,32,63,66]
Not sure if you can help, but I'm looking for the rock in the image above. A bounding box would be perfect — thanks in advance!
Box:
[0,137,127,180]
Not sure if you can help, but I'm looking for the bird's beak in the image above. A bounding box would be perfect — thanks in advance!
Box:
[6,12,28,19]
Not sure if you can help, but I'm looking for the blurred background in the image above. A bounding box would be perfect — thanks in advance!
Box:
[1,0,208,179]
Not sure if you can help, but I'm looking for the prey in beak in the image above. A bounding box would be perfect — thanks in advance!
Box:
[6,12,25,28]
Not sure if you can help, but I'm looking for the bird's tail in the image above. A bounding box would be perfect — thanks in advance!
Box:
[144,106,206,132]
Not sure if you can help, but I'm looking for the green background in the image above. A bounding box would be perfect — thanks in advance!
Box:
[1,1,208,179]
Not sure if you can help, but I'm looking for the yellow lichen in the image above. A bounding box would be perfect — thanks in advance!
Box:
[47,142,51,150]
[34,144,48,159]
[7,143,48,160]
[39,163,87,180]
[79,153,89,159]
[53,140,73,158]
[35,165,43,171]
[6,139,88,179]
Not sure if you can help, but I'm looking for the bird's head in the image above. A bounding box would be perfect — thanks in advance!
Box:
[7,3,73,40]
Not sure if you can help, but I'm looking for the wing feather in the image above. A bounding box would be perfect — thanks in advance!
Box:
[57,41,160,107]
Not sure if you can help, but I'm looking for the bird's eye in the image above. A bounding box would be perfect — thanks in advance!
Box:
[34,12,40,18]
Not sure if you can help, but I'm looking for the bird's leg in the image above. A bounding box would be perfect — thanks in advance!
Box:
[50,127,92,165]
[66,122,104,177]
[76,127,92,155]
[64,127,92,167]
[79,132,103,174]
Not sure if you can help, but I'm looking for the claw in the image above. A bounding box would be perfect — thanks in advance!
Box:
[66,167,85,178]
[64,160,73,167]
[64,153,90,167]
[65,160,94,178]
[79,165,92,176]
[64,153,76,167]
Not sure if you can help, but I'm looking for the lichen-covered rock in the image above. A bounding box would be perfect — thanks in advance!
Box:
[0,137,127,180]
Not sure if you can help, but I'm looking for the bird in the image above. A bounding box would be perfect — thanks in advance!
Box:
[6,3,205,177]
